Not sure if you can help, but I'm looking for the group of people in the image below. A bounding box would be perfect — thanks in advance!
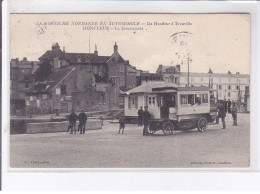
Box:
[216,99,238,129]
[67,109,88,134]
[137,106,151,136]
[118,106,151,136]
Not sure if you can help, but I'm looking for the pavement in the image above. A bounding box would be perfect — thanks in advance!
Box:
[10,113,250,168]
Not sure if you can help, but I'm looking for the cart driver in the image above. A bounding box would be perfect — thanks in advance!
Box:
[142,106,151,136]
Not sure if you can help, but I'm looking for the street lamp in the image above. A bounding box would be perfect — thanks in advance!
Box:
[187,57,192,87]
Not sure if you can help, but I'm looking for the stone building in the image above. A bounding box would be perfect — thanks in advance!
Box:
[10,57,38,115]
[25,42,138,113]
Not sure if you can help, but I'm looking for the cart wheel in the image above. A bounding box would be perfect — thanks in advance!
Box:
[147,125,156,134]
[162,121,174,135]
[197,117,207,132]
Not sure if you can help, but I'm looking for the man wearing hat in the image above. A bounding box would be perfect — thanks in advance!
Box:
[142,106,151,136]
[78,109,88,134]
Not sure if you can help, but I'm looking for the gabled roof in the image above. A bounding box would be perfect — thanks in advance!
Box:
[107,52,125,63]
[38,48,67,61]
[26,67,75,94]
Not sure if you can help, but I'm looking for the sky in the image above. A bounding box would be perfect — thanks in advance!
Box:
[10,14,250,74]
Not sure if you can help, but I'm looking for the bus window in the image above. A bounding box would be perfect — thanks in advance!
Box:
[180,95,188,104]
[188,94,195,105]
[152,97,156,105]
[202,94,208,103]
[195,94,201,105]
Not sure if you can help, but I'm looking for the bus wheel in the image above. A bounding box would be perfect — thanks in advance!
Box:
[162,121,174,135]
[197,117,207,132]
[147,125,156,135]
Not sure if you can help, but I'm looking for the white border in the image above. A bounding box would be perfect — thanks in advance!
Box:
[2,0,260,190]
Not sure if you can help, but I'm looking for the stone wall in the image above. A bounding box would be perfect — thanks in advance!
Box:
[26,120,103,134]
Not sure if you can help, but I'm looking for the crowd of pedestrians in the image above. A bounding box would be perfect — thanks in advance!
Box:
[215,99,238,129]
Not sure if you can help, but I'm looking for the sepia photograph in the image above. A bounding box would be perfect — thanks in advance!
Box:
[9,13,250,169]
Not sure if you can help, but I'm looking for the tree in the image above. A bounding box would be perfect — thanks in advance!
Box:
[34,61,52,81]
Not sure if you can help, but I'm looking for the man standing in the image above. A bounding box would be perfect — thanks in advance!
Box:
[227,99,232,114]
[137,106,143,127]
[218,103,226,129]
[68,109,78,134]
[78,109,87,134]
[231,101,238,126]
[118,113,125,134]
[142,106,151,136]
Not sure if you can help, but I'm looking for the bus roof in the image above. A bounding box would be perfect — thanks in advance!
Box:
[152,86,210,92]
[125,82,209,95]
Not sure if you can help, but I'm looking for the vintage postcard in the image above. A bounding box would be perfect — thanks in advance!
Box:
[9,13,250,169]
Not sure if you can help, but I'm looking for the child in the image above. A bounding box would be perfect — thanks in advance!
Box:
[118,113,125,134]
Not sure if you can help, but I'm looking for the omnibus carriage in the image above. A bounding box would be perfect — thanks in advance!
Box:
[124,84,218,135]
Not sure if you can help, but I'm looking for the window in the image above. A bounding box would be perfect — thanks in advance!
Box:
[228,85,232,90]
[25,82,29,88]
[195,94,201,104]
[180,95,188,104]
[93,66,98,74]
[135,96,138,108]
[237,86,240,90]
[202,94,208,103]
[61,85,67,95]
[145,96,148,106]
[30,96,36,101]
[188,94,195,105]
[119,65,125,73]
[42,94,47,100]
[128,96,138,109]
[56,88,61,95]
[228,92,230,97]
[152,97,156,105]
[149,97,152,104]
[128,97,131,108]
[219,85,222,90]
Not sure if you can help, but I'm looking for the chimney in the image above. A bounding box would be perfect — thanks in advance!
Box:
[227,71,231,74]
[176,64,181,72]
[52,43,60,50]
[114,42,118,53]
[94,44,98,56]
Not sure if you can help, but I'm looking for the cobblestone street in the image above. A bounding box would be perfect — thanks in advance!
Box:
[10,113,250,168]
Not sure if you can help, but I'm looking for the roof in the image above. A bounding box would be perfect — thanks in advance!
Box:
[64,53,111,64]
[157,65,181,74]
[125,82,209,95]
[125,82,178,95]
[180,72,250,78]
[26,67,75,94]
[141,73,163,80]
[39,48,67,61]
[152,86,209,92]
[39,49,111,64]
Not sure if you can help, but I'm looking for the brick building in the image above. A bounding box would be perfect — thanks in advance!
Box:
[24,42,139,114]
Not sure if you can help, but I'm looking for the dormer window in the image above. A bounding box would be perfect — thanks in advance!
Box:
[77,56,82,63]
